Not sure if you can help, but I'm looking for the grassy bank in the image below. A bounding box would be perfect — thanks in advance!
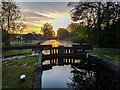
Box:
[2,49,32,58]
[87,48,120,64]
[2,56,38,88]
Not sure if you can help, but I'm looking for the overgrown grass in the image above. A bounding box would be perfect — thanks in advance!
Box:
[2,56,39,88]
[2,49,32,58]
[87,48,120,64]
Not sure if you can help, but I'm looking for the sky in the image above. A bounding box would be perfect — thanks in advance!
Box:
[16,2,73,34]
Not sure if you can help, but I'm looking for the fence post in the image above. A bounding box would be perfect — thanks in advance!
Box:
[50,49,52,64]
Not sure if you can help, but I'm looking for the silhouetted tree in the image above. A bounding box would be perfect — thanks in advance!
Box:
[57,28,70,40]
[1,0,26,34]
[41,23,55,40]
[68,2,120,44]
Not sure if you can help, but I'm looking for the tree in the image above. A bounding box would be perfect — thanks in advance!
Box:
[100,18,120,45]
[68,23,89,43]
[1,0,26,46]
[41,23,55,40]
[57,28,70,40]
[68,2,120,44]
[1,0,26,34]
[2,28,11,46]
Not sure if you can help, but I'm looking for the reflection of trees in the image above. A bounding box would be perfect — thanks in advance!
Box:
[67,66,96,89]
[95,68,120,90]
[67,64,120,89]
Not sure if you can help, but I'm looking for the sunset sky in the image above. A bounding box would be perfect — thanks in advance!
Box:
[17,2,73,34]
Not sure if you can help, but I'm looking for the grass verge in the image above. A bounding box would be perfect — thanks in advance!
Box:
[2,56,38,88]
[2,49,32,58]
[87,48,120,64]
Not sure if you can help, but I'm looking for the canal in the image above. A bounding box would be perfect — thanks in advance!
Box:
[40,40,120,89]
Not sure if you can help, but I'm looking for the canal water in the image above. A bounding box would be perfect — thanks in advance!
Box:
[40,40,73,47]
[42,65,72,88]
[42,59,120,89]
[41,40,120,89]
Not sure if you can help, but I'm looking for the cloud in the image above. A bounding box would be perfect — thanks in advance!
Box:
[24,21,42,28]
[26,16,56,22]
[23,11,72,34]
[18,2,69,13]
[17,2,72,34]
[21,9,59,22]
[22,10,46,18]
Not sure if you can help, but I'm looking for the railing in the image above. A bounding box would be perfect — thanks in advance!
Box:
[42,45,93,60]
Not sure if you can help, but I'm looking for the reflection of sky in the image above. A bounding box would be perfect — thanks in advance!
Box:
[16,2,72,34]
[42,65,72,88]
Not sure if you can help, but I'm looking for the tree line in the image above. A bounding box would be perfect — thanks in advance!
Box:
[67,2,120,45]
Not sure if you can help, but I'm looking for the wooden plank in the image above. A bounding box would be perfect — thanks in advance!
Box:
[67,49,69,54]
[43,53,86,59]
[52,49,54,54]
[43,54,58,60]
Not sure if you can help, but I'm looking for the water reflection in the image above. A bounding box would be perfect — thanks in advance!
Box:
[42,50,50,55]
[67,66,96,89]
[42,59,81,66]
[67,63,120,89]
[40,40,120,89]
[40,40,72,47]
[41,40,60,47]
[42,65,72,88]
[42,58,120,89]
[52,41,60,47]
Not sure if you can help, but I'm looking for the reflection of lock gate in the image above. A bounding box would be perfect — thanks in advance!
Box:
[42,45,93,65]
[33,45,93,89]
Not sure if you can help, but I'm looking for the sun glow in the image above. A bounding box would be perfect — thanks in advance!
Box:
[52,41,60,47]
[21,9,72,34]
